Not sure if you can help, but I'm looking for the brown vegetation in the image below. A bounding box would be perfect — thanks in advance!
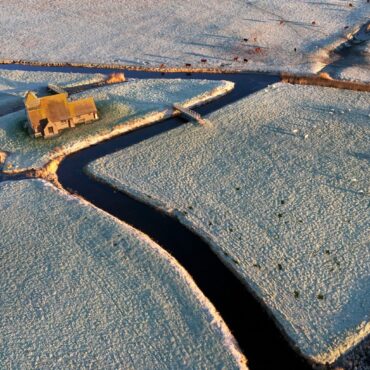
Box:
[281,73,370,92]
[105,72,126,84]
[27,156,63,189]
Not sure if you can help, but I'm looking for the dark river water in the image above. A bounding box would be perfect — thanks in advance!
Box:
[0,64,312,370]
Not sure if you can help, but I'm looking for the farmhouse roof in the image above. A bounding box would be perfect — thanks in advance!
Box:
[69,97,97,117]
[26,93,97,130]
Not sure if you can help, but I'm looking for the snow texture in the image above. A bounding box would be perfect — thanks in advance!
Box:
[0,69,104,115]
[0,1,369,78]
[330,41,370,83]
[321,22,370,83]
[0,69,104,95]
[88,83,370,364]
[0,179,246,369]
[0,76,233,171]
[334,334,370,370]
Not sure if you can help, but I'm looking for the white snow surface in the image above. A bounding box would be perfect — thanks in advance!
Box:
[0,179,246,369]
[88,83,370,364]
[0,77,232,171]
[0,69,104,113]
[321,22,370,83]
[0,1,369,78]
[331,42,370,82]
[0,69,104,95]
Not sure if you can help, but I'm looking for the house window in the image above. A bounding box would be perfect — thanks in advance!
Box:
[48,127,54,135]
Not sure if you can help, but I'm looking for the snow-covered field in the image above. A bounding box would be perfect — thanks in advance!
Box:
[320,22,370,83]
[326,42,370,83]
[87,83,370,365]
[0,69,104,114]
[0,69,104,94]
[0,179,246,369]
[0,1,369,79]
[0,76,233,172]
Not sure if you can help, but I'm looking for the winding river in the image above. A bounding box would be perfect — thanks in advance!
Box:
[0,64,312,369]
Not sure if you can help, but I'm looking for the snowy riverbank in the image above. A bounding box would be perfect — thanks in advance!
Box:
[0,76,234,172]
[87,82,370,365]
[0,1,369,80]
[0,179,247,369]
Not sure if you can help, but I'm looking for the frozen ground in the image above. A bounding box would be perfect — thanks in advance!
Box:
[0,69,104,94]
[88,83,370,365]
[325,41,370,83]
[0,77,233,172]
[334,334,370,370]
[0,69,104,114]
[320,22,370,82]
[0,179,246,369]
[0,1,369,79]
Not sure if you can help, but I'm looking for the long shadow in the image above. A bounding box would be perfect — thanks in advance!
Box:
[0,172,27,182]
[56,70,311,369]
[321,21,370,77]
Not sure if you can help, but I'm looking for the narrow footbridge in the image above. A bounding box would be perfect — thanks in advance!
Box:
[48,84,68,96]
[173,103,207,125]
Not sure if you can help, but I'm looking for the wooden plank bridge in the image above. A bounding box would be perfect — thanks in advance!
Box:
[173,103,207,125]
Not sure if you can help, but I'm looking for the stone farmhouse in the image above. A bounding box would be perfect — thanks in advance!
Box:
[24,91,99,138]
